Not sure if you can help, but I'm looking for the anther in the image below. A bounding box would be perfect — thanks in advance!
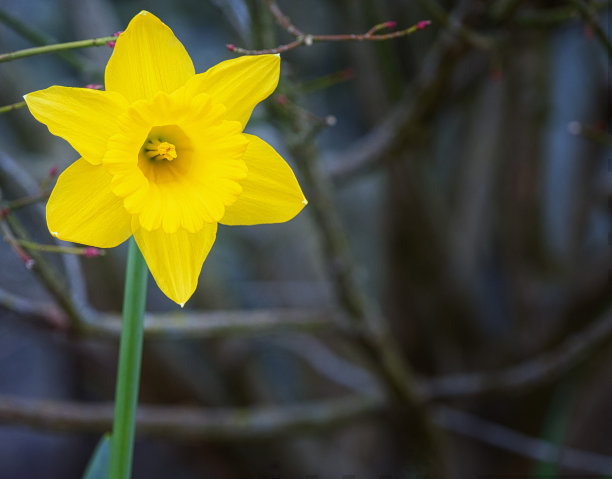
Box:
[145,139,177,161]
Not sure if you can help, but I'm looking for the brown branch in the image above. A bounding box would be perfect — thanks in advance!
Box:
[568,121,612,146]
[271,84,445,476]
[0,288,68,328]
[512,1,611,28]
[0,152,339,339]
[569,0,612,59]
[267,305,612,402]
[267,0,303,36]
[328,36,467,184]
[422,307,612,399]
[414,0,493,49]
[5,190,50,210]
[436,406,612,474]
[0,393,381,440]
[2,390,611,472]
[84,308,341,339]
[227,0,431,54]
[0,218,34,269]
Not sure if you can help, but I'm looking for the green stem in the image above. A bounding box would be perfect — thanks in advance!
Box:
[108,238,148,479]
[15,239,105,256]
[0,35,116,63]
[0,8,85,70]
[0,101,26,114]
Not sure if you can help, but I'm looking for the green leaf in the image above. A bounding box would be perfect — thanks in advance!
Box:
[82,434,111,479]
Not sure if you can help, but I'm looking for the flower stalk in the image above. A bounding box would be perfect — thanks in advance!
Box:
[108,238,148,479]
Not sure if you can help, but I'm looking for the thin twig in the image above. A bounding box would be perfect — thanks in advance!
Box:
[14,239,103,257]
[0,8,85,70]
[267,0,304,36]
[5,190,50,209]
[228,22,431,54]
[328,35,466,184]
[0,152,94,328]
[414,0,493,49]
[4,213,85,326]
[228,0,431,55]
[568,0,612,59]
[489,0,528,23]
[0,35,116,63]
[568,121,612,145]
[513,1,611,28]
[0,101,26,114]
[0,220,34,269]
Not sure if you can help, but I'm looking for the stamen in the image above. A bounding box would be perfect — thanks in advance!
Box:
[145,139,178,161]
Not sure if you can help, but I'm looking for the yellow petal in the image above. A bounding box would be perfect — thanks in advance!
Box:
[105,11,195,102]
[220,135,306,225]
[24,87,127,165]
[132,220,217,305]
[47,159,132,247]
[184,54,280,128]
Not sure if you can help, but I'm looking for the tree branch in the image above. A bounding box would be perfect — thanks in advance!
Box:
[0,287,68,328]
[568,0,612,59]
[327,35,467,185]
[0,393,381,440]
[422,307,612,399]
[85,309,340,339]
[436,406,612,474]
[1,392,611,474]
[0,35,117,63]
[227,0,431,54]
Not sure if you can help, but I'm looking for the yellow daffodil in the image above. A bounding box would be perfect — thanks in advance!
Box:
[24,11,306,305]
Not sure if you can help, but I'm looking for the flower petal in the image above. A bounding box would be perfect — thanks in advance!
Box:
[105,11,195,102]
[24,87,127,165]
[220,135,306,225]
[133,221,217,305]
[184,55,280,128]
[47,159,132,247]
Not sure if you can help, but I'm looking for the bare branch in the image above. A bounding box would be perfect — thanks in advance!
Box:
[227,0,431,55]
[422,308,612,399]
[511,1,611,29]
[0,393,381,440]
[266,0,304,36]
[0,288,68,328]
[327,35,467,184]
[271,69,445,473]
[0,152,341,339]
[266,334,379,394]
[2,390,611,474]
[568,0,612,59]
[84,309,341,339]
[436,406,612,474]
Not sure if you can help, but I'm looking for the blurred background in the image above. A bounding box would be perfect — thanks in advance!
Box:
[0,0,611,477]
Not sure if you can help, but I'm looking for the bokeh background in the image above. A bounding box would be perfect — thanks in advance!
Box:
[0,0,611,477]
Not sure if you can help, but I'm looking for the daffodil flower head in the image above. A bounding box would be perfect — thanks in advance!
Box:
[24,11,307,305]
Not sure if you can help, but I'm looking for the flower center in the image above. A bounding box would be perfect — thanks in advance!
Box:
[138,125,193,184]
[145,139,177,161]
